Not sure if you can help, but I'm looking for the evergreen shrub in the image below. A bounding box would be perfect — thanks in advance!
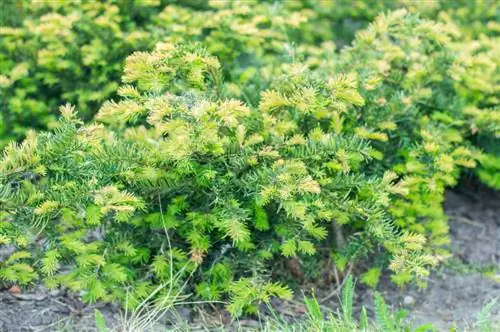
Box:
[0,0,498,317]
[0,38,439,315]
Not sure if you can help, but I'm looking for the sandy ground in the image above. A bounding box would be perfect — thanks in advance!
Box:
[1,182,499,331]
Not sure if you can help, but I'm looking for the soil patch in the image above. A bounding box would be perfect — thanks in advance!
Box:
[0,286,120,332]
[374,183,500,330]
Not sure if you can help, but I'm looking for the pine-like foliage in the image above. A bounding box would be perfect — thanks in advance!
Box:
[260,10,495,280]
[0,0,163,146]
[0,0,340,146]
[2,0,495,147]
[336,10,476,270]
[0,42,438,315]
[0,0,498,318]
[1,1,497,193]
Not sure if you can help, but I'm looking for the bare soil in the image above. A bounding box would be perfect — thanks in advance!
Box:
[1,182,499,331]
[375,183,500,330]
[0,286,118,331]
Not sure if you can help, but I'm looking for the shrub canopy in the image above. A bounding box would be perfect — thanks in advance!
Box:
[0,0,498,316]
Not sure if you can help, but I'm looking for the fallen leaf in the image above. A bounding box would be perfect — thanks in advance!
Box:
[8,285,21,294]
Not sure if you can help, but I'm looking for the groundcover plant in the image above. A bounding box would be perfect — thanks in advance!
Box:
[0,0,498,324]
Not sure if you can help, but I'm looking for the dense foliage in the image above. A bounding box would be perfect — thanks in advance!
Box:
[0,0,498,317]
[2,0,494,144]
[0,0,162,146]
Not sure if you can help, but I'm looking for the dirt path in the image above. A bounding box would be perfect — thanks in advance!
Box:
[1,183,499,331]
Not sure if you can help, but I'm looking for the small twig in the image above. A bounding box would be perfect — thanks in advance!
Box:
[333,265,340,286]
[50,298,78,313]
[31,314,72,332]
[454,216,484,228]
[320,265,353,303]
[332,220,346,249]
[9,293,47,301]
